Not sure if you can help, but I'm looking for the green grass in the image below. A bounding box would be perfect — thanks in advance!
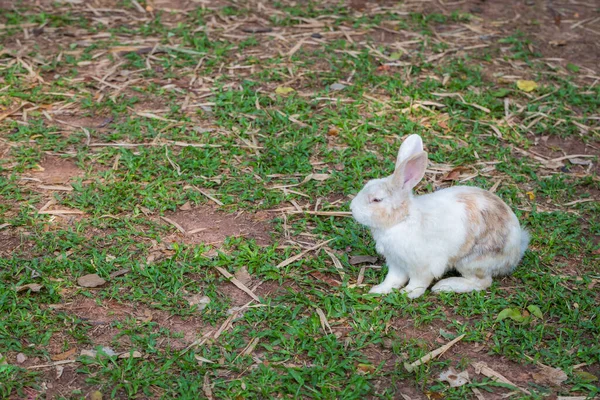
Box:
[1,1,599,399]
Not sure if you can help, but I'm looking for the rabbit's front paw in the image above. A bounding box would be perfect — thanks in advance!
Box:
[368,283,394,295]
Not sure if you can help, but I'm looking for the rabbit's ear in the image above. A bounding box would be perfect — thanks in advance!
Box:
[395,134,423,169]
[391,151,428,191]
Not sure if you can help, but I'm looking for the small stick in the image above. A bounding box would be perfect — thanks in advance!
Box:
[27,360,78,369]
[214,267,261,303]
[160,216,186,234]
[276,239,334,269]
[288,211,352,217]
[404,334,465,372]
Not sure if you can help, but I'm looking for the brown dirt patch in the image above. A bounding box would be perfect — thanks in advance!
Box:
[531,134,600,175]
[0,229,33,257]
[162,205,272,246]
[420,0,600,72]
[31,155,82,184]
[57,297,209,350]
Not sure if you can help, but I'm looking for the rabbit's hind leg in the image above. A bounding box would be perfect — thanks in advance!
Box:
[431,275,492,293]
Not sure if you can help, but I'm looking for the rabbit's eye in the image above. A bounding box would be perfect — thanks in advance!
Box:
[371,197,383,203]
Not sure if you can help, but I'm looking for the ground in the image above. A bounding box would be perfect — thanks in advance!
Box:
[0,0,599,399]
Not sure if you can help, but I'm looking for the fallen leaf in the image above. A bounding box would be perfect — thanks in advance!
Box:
[349,255,378,265]
[310,173,330,181]
[330,83,346,91]
[52,348,77,361]
[16,353,27,363]
[517,80,538,92]
[180,201,192,211]
[187,294,211,310]
[118,350,142,359]
[77,273,106,288]
[569,158,592,166]
[234,266,252,286]
[137,309,153,323]
[389,51,402,60]
[80,349,97,358]
[526,191,535,201]
[109,268,130,278]
[90,391,102,400]
[195,355,215,364]
[356,363,376,375]
[442,167,469,182]
[55,365,64,380]
[424,391,444,400]
[377,64,390,72]
[574,370,598,382]
[275,86,295,95]
[439,367,470,387]
[496,307,524,322]
[527,305,543,319]
[327,126,339,136]
[16,283,43,293]
[532,365,568,385]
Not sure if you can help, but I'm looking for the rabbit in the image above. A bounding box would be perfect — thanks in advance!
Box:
[350,134,529,299]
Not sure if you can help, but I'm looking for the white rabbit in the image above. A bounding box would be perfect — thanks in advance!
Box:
[350,134,529,298]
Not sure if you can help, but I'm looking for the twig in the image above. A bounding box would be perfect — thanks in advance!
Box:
[185,186,224,206]
[214,266,261,303]
[276,239,334,269]
[160,216,186,234]
[404,334,465,372]
[472,362,531,394]
[27,360,78,369]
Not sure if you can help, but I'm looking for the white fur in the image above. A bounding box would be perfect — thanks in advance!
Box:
[350,134,529,298]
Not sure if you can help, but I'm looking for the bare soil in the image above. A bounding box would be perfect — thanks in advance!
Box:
[162,205,272,246]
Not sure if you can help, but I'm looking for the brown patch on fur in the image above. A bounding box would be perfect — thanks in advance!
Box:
[373,202,410,229]
[453,191,512,266]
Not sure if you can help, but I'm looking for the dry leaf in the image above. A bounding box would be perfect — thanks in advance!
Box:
[80,349,97,358]
[517,80,538,92]
[439,367,470,387]
[16,283,43,293]
[310,173,330,181]
[52,348,77,361]
[187,294,211,310]
[55,365,64,380]
[90,391,103,400]
[349,255,378,265]
[77,274,106,288]
[234,266,252,286]
[16,353,27,363]
[275,86,295,95]
[532,365,567,385]
[526,191,535,201]
[357,363,376,374]
[569,158,592,166]
[442,167,468,182]
[180,201,192,211]
[109,268,130,278]
[327,127,339,136]
[118,350,142,359]
[195,355,215,364]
